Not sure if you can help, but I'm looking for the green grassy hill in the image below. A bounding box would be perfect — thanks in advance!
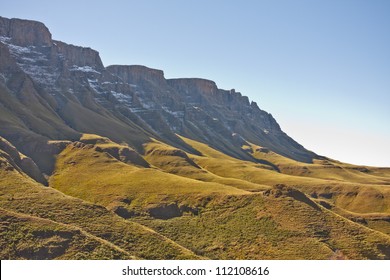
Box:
[2,130,390,259]
[0,145,199,259]
[44,134,390,259]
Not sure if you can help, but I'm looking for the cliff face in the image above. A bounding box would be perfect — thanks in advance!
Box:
[0,17,52,46]
[54,40,104,70]
[0,16,317,178]
[107,65,166,85]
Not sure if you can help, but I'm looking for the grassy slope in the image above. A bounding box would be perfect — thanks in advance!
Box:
[245,142,390,185]
[135,192,390,259]
[50,141,248,210]
[180,136,390,215]
[48,135,390,259]
[0,153,199,260]
[144,139,270,192]
[0,208,133,259]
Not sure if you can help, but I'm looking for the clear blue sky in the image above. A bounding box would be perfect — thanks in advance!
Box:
[2,0,390,166]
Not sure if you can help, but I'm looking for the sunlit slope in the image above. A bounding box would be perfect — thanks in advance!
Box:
[135,189,390,259]
[180,136,390,215]
[0,152,199,259]
[144,139,270,192]
[49,139,249,210]
[47,134,390,259]
[244,142,390,185]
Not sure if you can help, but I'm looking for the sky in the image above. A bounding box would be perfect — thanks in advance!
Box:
[1,0,390,167]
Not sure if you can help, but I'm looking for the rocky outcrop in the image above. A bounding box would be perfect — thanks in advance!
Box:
[54,40,104,70]
[168,78,218,95]
[0,42,19,74]
[107,65,166,86]
[0,16,52,46]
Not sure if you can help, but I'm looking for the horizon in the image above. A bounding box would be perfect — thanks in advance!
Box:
[1,0,389,167]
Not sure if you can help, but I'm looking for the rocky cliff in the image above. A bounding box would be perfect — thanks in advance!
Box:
[0,16,318,179]
[0,17,52,46]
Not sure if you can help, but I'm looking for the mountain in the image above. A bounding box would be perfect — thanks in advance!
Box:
[1,16,390,260]
[0,16,317,174]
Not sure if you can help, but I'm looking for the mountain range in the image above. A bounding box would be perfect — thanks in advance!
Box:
[1,16,390,259]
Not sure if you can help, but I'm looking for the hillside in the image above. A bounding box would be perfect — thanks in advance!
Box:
[1,16,390,260]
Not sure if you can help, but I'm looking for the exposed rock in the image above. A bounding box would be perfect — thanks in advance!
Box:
[54,40,104,70]
[168,78,218,96]
[0,16,52,46]
[0,42,19,74]
[0,15,319,175]
[107,65,166,86]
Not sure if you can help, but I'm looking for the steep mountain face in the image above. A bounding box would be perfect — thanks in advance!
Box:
[0,16,316,177]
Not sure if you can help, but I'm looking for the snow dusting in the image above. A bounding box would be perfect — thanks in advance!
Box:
[70,65,101,74]
[88,79,104,94]
[162,106,184,118]
[1,39,59,87]
[0,36,11,43]
[18,63,58,85]
[111,91,132,105]
[0,73,7,83]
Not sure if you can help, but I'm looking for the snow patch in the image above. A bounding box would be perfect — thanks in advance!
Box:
[70,65,101,74]
[20,57,43,63]
[129,108,148,113]
[111,91,132,105]
[162,106,184,118]
[17,63,59,87]
[0,73,7,83]
[137,97,155,110]
[1,40,47,61]
[102,81,122,85]
[0,36,11,43]
[88,79,103,94]
[1,40,58,87]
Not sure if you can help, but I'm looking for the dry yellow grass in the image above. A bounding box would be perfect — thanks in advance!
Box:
[0,153,199,259]
[3,131,390,259]
[179,135,390,215]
